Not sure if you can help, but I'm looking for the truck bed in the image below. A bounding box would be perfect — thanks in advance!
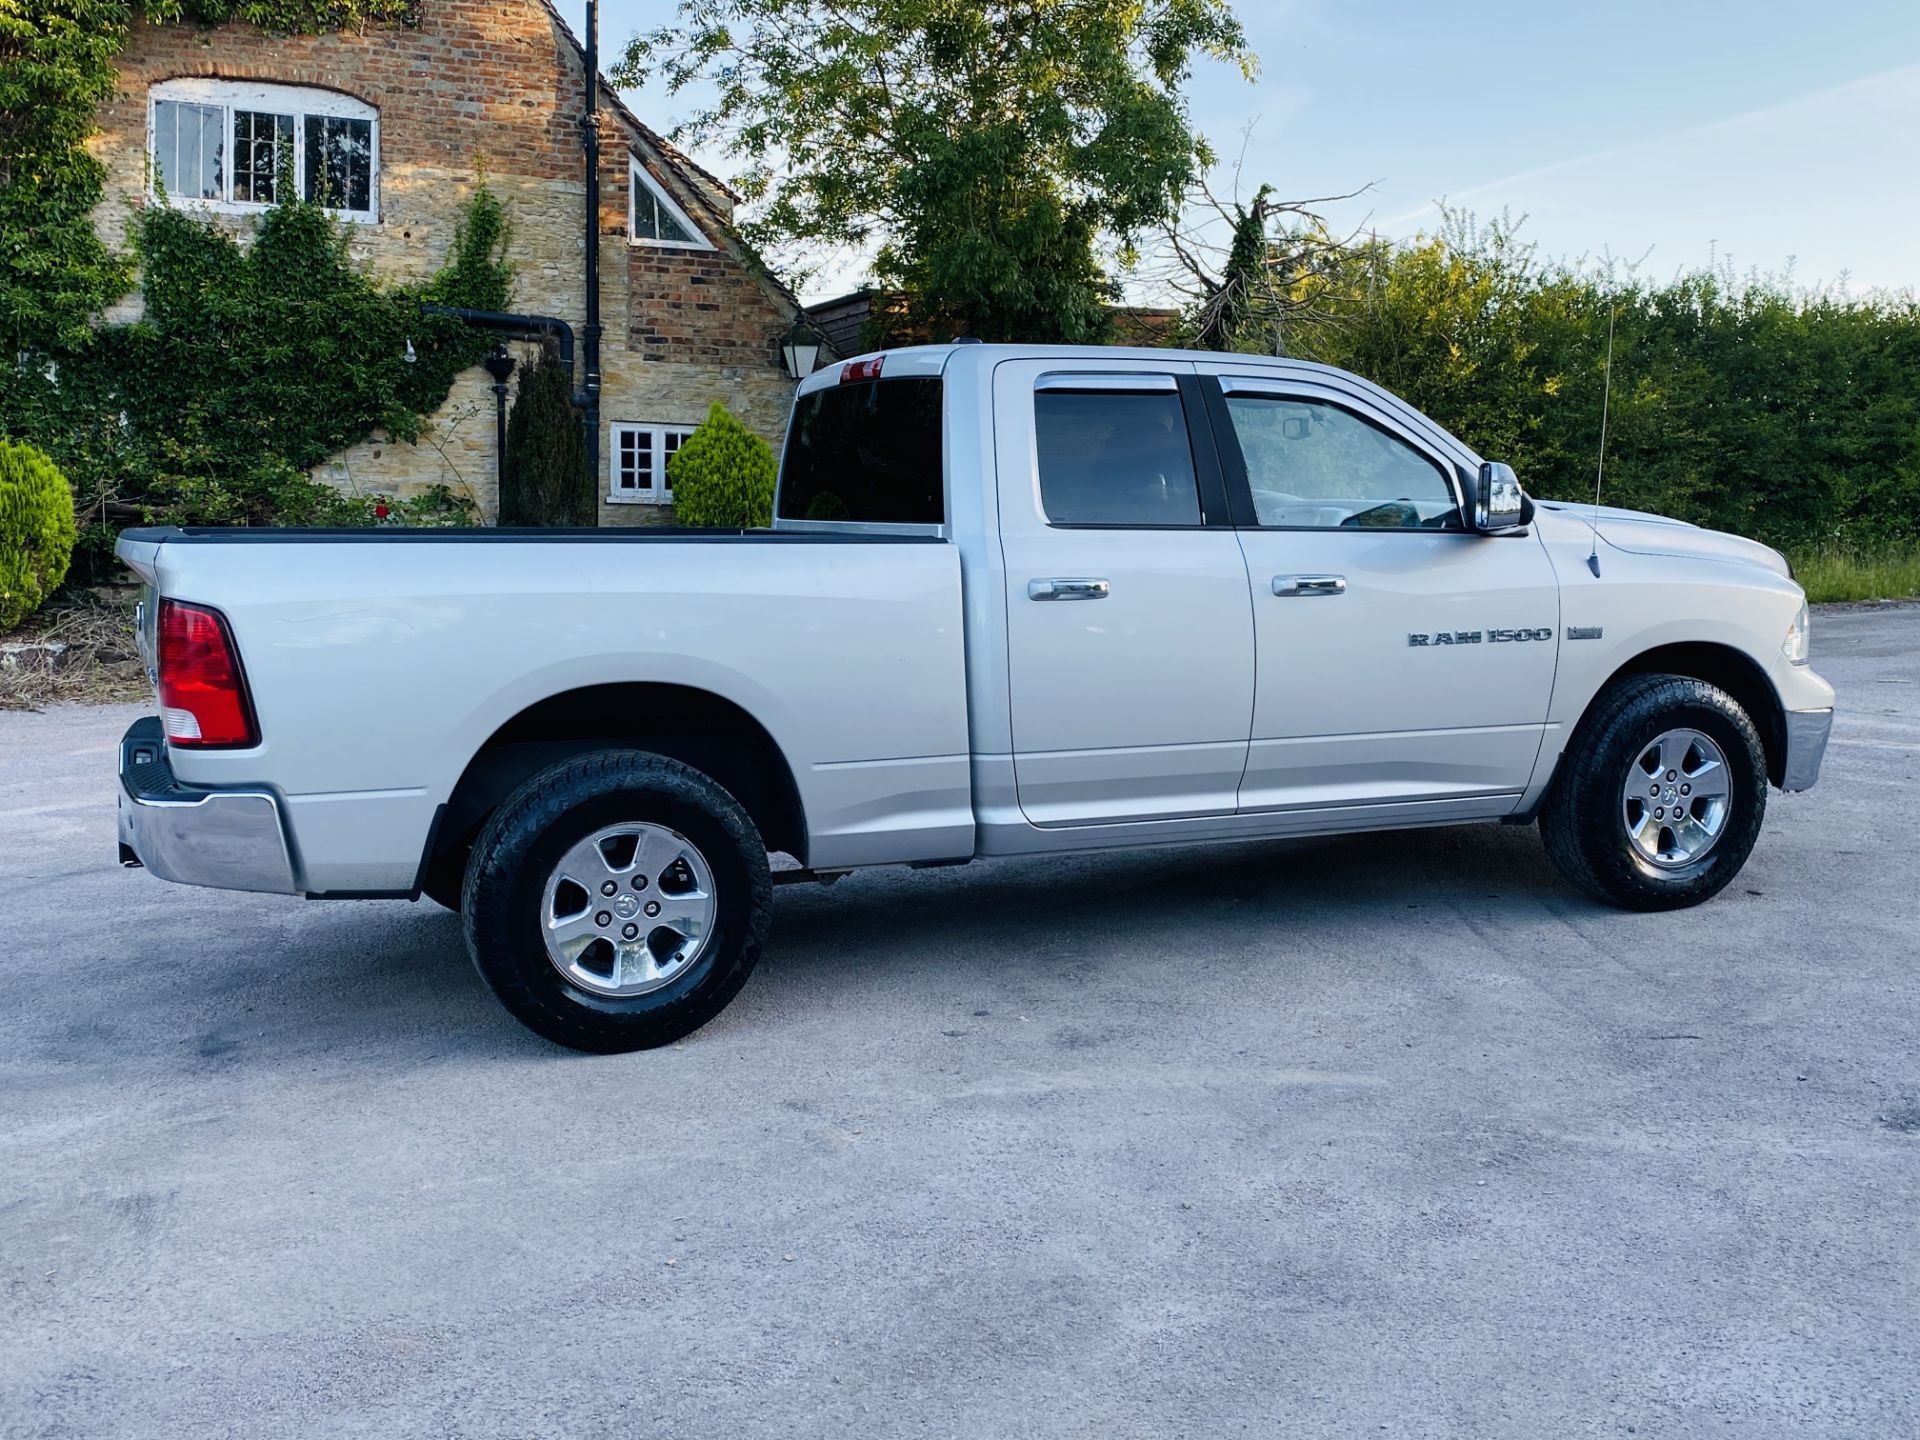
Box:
[118,526,974,894]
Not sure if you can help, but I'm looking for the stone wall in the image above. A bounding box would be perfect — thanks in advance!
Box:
[90,0,804,525]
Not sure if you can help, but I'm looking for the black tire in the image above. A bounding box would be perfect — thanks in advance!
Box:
[462,750,773,1053]
[1540,673,1768,911]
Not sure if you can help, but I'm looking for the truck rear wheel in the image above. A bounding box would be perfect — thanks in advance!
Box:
[462,751,773,1053]
[1540,673,1768,911]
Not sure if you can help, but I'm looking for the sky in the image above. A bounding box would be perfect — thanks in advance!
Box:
[590,0,1920,302]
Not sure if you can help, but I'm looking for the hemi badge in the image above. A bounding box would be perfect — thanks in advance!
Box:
[1567,625,1604,641]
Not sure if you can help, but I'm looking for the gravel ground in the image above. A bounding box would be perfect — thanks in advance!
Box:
[1,608,1915,1439]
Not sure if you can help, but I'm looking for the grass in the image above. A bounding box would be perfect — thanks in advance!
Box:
[1788,541,1920,605]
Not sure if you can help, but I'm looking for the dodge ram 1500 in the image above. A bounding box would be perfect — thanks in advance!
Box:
[116,343,1836,1051]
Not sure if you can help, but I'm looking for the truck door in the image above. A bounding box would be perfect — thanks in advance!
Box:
[993,359,1255,825]
[1198,371,1560,815]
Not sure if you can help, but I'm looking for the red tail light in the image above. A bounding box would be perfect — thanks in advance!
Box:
[158,599,259,749]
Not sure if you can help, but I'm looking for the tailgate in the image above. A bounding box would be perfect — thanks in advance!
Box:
[115,528,168,585]
[115,530,167,694]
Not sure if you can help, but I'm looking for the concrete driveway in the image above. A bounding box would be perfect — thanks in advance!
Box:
[2,607,1916,1438]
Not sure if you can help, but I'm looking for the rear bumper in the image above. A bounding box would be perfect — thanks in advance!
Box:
[1782,707,1833,793]
[117,717,298,895]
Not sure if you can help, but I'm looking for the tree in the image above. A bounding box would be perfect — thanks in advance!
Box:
[616,0,1252,342]
[1150,177,1366,354]
[502,342,593,526]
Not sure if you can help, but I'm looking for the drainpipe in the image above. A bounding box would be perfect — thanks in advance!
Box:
[419,305,576,375]
[581,0,604,498]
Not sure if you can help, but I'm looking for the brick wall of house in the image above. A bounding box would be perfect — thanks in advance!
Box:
[89,0,803,526]
[628,240,788,369]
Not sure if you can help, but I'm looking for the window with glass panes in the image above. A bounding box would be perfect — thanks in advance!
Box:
[609,423,697,503]
[628,158,709,248]
[149,81,378,219]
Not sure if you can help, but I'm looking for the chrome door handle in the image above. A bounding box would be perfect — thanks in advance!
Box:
[1273,574,1347,597]
[1029,578,1111,602]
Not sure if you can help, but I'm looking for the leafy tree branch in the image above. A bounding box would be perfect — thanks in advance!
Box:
[617,0,1255,340]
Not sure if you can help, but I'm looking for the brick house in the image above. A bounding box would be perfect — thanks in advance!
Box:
[87,1,824,525]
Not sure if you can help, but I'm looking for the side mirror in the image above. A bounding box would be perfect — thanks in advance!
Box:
[1460,461,1533,533]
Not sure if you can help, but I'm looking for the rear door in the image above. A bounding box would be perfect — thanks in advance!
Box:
[993,358,1255,826]
[1199,370,1561,814]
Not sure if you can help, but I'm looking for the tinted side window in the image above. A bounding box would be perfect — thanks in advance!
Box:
[1034,389,1201,527]
[778,378,944,524]
[1224,395,1460,530]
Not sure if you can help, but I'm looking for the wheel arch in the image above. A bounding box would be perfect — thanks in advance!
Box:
[1599,642,1787,787]
[425,682,809,891]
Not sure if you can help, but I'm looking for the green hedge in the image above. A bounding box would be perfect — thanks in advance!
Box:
[1282,216,1920,552]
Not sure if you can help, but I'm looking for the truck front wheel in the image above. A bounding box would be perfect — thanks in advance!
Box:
[462,751,773,1053]
[1540,674,1769,911]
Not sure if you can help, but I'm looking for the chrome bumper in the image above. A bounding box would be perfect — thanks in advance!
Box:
[117,718,299,895]
[1782,708,1834,793]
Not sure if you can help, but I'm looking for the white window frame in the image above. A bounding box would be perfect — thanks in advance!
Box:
[147,79,380,223]
[628,156,712,250]
[609,421,698,504]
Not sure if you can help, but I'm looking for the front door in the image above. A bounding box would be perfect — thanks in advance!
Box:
[994,360,1255,826]
[1200,372,1561,815]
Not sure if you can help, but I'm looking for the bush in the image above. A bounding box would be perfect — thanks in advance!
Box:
[667,402,777,528]
[0,441,79,632]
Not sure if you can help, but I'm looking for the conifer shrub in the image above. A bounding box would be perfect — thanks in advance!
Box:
[502,343,593,526]
[666,402,777,528]
[0,441,78,632]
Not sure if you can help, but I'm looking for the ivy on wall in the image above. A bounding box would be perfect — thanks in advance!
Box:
[31,186,510,572]
[1,0,506,575]
[0,2,138,359]
[3,1,419,362]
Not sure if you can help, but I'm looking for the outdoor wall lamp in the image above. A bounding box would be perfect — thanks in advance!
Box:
[780,319,821,379]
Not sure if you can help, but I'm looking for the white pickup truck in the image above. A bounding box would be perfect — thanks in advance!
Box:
[116,343,1835,1051]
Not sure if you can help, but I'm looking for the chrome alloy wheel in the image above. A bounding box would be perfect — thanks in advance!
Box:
[541,823,717,997]
[1621,728,1732,868]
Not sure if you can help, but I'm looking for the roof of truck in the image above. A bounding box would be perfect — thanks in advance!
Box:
[796,341,1375,400]
[792,343,1485,471]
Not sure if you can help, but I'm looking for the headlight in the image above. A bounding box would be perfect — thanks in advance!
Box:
[1783,600,1810,664]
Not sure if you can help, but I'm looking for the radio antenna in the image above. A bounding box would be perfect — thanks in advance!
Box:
[1586,302,1617,578]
